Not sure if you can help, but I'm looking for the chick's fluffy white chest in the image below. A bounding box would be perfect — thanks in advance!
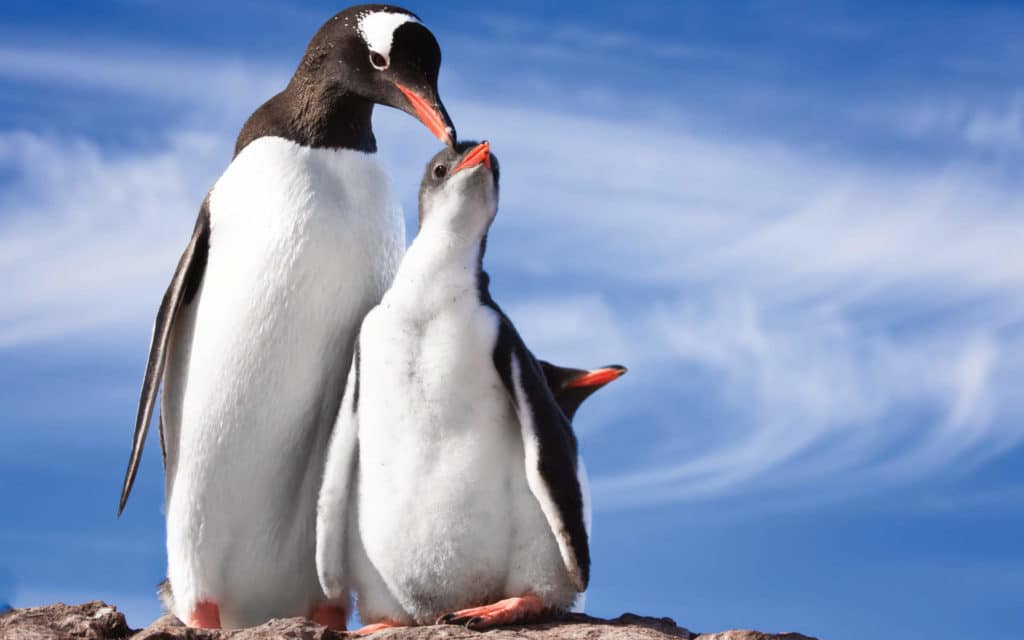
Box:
[346,245,573,624]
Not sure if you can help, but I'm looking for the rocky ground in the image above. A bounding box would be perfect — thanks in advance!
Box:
[0,601,820,640]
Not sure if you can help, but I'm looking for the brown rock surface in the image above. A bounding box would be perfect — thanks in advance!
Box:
[0,601,133,640]
[0,602,820,640]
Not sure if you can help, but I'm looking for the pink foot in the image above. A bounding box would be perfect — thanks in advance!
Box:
[437,593,545,629]
[310,604,348,630]
[188,600,221,628]
[354,619,404,635]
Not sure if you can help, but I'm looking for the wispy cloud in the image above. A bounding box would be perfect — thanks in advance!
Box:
[512,291,1022,508]
[853,91,1024,152]
[0,44,287,116]
[964,92,1024,149]
[462,14,721,64]
[0,128,228,345]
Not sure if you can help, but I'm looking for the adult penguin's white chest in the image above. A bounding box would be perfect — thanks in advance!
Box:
[163,136,404,627]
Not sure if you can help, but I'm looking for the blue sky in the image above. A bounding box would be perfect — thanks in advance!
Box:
[2,1,1023,637]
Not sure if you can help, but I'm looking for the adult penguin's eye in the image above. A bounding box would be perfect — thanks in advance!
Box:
[369,51,388,69]
[433,164,448,179]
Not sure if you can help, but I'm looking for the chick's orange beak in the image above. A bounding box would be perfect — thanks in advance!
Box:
[452,141,491,174]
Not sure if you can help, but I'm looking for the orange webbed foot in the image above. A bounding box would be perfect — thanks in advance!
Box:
[310,604,348,630]
[437,593,545,629]
[188,600,221,628]
[354,619,404,635]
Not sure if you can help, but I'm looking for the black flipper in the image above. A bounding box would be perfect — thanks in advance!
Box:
[118,201,211,516]
[490,313,591,591]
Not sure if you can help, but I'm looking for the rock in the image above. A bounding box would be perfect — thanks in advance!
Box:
[133,613,346,639]
[0,601,133,640]
[0,602,820,640]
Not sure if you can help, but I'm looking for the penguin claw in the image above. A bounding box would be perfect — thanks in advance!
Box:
[436,613,474,627]
[436,593,544,630]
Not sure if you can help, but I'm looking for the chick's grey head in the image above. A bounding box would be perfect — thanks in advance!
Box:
[298,5,455,144]
[418,140,501,238]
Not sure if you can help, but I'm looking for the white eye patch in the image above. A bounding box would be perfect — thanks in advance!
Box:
[358,10,420,67]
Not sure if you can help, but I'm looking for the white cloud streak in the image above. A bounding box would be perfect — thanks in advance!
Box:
[0,44,286,117]
[853,92,1024,152]
[513,293,1019,508]
[964,92,1024,149]
[0,129,229,345]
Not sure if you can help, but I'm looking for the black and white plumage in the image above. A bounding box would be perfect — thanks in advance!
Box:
[316,142,590,629]
[117,5,455,629]
[155,362,625,617]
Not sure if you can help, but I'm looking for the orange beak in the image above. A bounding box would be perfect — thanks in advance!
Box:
[565,365,627,389]
[452,141,491,174]
[395,82,454,145]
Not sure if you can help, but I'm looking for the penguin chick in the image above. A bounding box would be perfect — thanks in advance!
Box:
[317,141,589,632]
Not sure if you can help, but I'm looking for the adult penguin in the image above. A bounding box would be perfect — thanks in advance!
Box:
[118,5,455,630]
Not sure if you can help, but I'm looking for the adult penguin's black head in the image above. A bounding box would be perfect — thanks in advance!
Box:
[239,5,456,154]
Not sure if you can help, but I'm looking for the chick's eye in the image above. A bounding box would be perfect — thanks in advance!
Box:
[369,51,388,69]
[433,164,448,179]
